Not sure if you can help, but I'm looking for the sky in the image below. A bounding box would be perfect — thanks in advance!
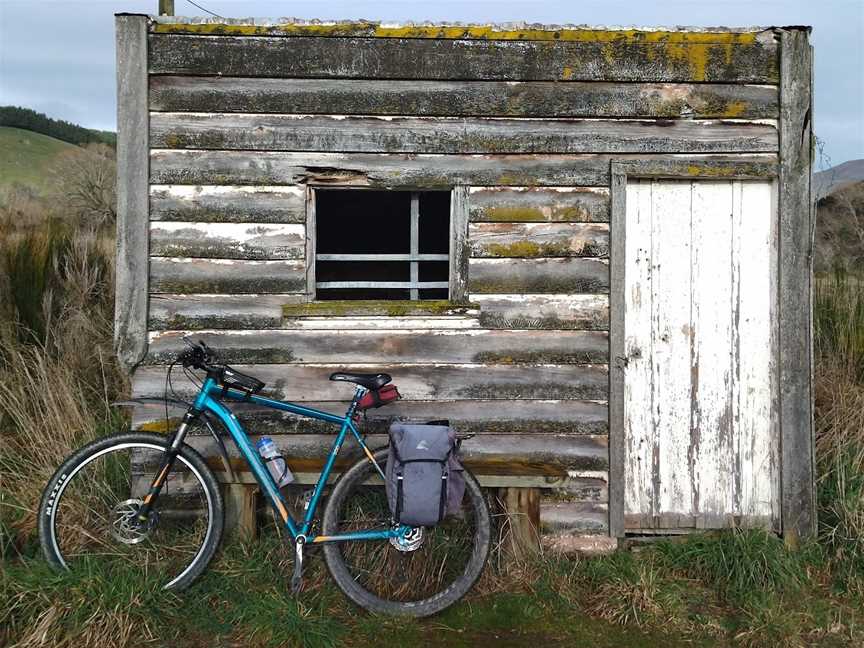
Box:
[0,0,862,166]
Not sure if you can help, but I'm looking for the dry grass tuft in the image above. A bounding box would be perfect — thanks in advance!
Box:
[0,178,125,556]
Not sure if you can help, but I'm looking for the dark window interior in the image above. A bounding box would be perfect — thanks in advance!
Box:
[315,190,450,301]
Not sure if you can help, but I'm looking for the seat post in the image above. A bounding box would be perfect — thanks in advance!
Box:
[346,386,366,417]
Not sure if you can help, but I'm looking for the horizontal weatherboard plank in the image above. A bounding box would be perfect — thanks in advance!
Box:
[145,328,609,364]
[133,362,609,402]
[469,258,609,294]
[150,151,775,187]
[148,33,779,83]
[150,113,778,155]
[132,399,609,438]
[474,294,609,330]
[149,222,305,260]
[281,300,478,318]
[149,76,779,119]
[181,432,610,475]
[149,21,764,42]
[469,187,609,223]
[152,295,609,331]
[541,502,609,533]
[149,185,306,223]
[148,294,300,329]
[277,317,481,330]
[150,257,306,294]
[469,222,609,258]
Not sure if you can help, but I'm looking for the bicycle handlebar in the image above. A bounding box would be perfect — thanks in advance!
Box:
[177,340,266,395]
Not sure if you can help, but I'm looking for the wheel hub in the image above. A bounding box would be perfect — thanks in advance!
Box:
[389,526,424,552]
[110,498,158,545]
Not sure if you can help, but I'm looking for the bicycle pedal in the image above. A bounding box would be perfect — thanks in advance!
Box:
[291,537,304,594]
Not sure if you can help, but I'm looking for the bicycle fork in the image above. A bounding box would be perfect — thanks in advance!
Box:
[136,409,197,523]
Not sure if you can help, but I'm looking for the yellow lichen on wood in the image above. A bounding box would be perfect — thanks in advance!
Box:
[686,164,739,177]
[151,21,763,45]
[723,100,748,117]
[138,419,178,433]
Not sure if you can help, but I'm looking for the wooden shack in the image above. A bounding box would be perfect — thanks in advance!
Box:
[114,14,815,547]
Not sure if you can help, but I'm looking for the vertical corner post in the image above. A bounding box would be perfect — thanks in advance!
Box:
[115,14,150,372]
[778,28,816,544]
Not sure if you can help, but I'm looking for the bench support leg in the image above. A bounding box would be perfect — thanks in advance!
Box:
[499,487,540,560]
[224,483,258,541]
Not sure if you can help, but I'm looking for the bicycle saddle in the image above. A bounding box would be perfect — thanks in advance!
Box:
[329,372,392,391]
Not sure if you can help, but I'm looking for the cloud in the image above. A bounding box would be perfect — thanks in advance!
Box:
[1,0,862,163]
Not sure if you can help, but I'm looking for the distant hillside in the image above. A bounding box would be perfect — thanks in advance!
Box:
[0,127,81,196]
[815,178,864,272]
[0,106,115,148]
[815,159,864,199]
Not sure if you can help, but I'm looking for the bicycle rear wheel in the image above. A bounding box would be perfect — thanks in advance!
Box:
[38,432,223,590]
[322,448,490,616]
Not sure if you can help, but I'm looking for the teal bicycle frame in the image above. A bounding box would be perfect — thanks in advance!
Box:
[167,376,410,544]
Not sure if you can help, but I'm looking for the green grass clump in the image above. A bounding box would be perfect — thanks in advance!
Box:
[0,557,183,648]
[654,529,805,606]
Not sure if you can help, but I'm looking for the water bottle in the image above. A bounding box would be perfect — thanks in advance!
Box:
[256,437,294,487]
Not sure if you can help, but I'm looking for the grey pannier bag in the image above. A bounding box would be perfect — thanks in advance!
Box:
[386,422,466,527]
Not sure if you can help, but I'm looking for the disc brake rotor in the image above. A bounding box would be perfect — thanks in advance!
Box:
[389,526,424,552]
[110,499,158,545]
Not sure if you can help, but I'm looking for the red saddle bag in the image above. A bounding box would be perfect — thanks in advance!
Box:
[357,384,401,410]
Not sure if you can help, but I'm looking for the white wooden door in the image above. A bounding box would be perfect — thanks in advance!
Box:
[623,179,779,530]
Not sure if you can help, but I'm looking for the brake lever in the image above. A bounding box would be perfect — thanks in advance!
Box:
[198,339,215,360]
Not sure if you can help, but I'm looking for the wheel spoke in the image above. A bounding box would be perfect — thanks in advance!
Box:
[323,450,490,613]
[45,439,217,589]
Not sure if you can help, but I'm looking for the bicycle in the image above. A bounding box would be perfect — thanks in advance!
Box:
[38,340,491,617]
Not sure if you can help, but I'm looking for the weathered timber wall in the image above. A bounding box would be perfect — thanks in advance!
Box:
[147,31,778,83]
[127,17,799,537]
[150,77,778,119]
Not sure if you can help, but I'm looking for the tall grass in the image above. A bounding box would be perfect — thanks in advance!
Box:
[814,268,864,379]
[813,269,864,596]
[0,183,126,557]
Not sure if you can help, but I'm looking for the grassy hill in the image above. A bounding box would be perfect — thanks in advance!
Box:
[815,159,864,199]
[815,178,864,272]
[0,126,79,197]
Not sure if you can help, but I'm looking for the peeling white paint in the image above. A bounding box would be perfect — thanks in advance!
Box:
[469,186,610,195]
[623,178,778,527]
[149,184,305,198]
[150,221,304,242]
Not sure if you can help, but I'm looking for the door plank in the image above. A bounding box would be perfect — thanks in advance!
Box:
[650,181,694,517]
[690,181,735,519]
[733,181,780,520]
[623,180,654,519]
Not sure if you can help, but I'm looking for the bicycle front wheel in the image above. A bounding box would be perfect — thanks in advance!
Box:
[322,448,490,617]
[38,432,223,590]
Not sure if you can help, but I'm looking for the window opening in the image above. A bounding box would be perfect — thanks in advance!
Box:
[315,190,450,300]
